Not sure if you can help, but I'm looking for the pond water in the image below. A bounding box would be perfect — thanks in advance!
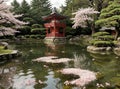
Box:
[0,39,120,89]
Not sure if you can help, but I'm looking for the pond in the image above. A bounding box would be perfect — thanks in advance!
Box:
[0,39,120,89]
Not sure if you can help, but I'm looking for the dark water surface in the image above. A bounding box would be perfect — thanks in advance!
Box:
[0,40,120,89]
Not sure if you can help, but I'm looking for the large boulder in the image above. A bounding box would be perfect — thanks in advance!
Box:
[87,46,112,53]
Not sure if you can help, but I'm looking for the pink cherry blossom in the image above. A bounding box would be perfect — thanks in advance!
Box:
[0,0,27,36]
[72,7,99,29]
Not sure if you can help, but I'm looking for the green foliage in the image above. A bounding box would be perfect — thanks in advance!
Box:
[32,24,42,28]
[0,46,12,54]
[31,28,46,34]
[65,26,75,35]
[90,32,115,47]
[11,0,21,14]
[97,35,114,41]
[95,0,120,28]
[92,40,114,47]
[31,24,46,35]
[20,0,30,15]
[66,35,73,40]
[61,0,89,17]
[95,0,120,39]
[23,17,35,25]
[24,35,45,39]
[31,0,51,24]
[17,26,31,35]
[92,32,110,37]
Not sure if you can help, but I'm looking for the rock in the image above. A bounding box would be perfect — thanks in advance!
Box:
[117,37,120,41]
[87,46,106,52]
[106,47,112,51]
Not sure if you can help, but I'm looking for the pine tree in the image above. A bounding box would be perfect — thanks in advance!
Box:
[95,0,120,39]
[31,0,51,24]
[11,0,21,14]
[62,0,90,17]
[20,0,30,17]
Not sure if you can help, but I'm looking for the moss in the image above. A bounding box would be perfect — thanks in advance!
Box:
[96,72,104,79]
[0,46,12,54]
[110,77,120,88]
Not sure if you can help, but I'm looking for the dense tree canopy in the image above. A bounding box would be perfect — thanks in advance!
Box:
[11,0,20,14]
[62,0,90,17]
[95,0,120,39]
[31,0,51,24]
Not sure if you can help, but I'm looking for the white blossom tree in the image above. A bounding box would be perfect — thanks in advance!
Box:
[71,7,99,34]
[0,0,27,36]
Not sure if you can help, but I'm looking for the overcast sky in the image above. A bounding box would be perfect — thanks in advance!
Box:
[7,0,66,8]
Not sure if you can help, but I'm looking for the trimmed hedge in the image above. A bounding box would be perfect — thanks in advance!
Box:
[32,24,42,28]
[90,32,115,47]
[24,35,45,39]
[92,32,110,38]
[97,35,114,41]
[93,41,114,47]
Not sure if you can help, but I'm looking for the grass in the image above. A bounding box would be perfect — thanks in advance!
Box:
[0,46,12,54]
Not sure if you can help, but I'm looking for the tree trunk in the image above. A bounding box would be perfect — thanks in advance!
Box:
[115,30,119,40]
[91,23,95,34]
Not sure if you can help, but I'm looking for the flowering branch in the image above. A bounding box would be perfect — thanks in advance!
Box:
[72,7,99,29]
[0,0,27,36]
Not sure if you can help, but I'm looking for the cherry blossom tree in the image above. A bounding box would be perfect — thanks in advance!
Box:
[72,7,99,34]
[0,0,27,36]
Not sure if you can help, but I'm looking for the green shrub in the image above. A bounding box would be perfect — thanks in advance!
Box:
[93,41,114,47]
[65,26,76,36]
[89,39,98,45]
[25,35,30,38]
[97,35,114,41]
[31,28,41,34]
[30,35,37,39]
[40,35,45,39]
[66,35,73,39]
[32,24,42,28]
[17,26,31,35]
[92,32,110,38]
[23,17,35,25]
[31,28,46,34]
[90,32,115,47]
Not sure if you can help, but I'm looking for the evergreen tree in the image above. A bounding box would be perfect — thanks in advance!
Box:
[95,0,120,39]
[89,0,114,11]
[62,0,90,17]
[20,0,30,17]
[11,0,21,14]
[31,0,51,24]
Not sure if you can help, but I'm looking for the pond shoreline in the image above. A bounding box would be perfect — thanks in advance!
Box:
[0,50,20,60]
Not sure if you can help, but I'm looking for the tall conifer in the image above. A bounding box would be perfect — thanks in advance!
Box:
[31,0,51,24]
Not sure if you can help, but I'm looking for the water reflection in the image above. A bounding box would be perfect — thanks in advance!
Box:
[45,43,65,57]
[89,52,120,88]
[12,69,36,89]
[0,60,17,89]
[1,40,120,89]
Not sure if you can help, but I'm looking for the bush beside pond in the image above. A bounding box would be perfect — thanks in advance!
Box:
[90,32,115,47]
[88,32,115,53]
[17,35,45,39]
[0,46,12,54]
